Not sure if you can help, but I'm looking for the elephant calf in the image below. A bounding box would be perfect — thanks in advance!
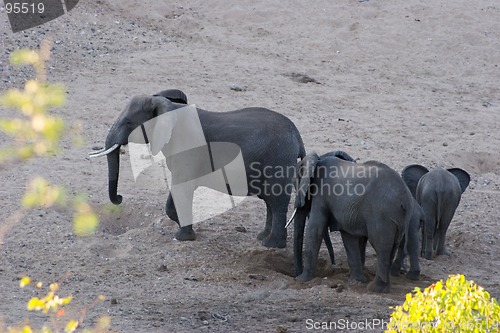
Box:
[293,151,414,293]
[391,197,424,280]
[402,165,470,260]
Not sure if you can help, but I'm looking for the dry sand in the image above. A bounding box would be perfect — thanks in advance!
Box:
[1,0,499,332]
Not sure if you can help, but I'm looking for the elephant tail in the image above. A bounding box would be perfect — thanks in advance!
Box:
[435,189,442,230]
[295,152,320,209]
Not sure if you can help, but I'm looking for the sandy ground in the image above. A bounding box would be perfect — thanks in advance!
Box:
[1,0,499,332]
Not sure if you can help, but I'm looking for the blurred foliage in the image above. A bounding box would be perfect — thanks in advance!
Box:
[386,274,500,333]
[0,41,65,162]
[2,277,110,333]
[0,40,99,235]
[0,41,106,331]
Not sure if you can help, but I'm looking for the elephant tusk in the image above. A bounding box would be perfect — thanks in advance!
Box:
[285,208,297,228]
[88,143,120,158]
[89,147,106,154]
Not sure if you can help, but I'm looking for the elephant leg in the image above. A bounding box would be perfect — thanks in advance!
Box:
[435,207,456,256]
[391,236,406,277]
[261,196,288,248]
[296,208,327,282]
[323,227,335,266]
[166,193,195,240]
[368,231,398,293]
[257,203,272,241]
[340,231,368,283]
[359,236,367,267]
[166,193,196,241]
[422,205,437,260]
[165,193,179,223]
[406,215,421,280]
[262,207,287,248]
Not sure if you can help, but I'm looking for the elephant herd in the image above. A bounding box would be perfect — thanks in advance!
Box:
[90,89,470,293]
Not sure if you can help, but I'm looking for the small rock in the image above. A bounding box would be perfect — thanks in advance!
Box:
[157,264,168,272]
[249,274,266,281]
[197,311,211,321]
[229,83,246,91]
[202,320,209,325]
[110,298,118,305]
[235,226,247,233]
[469,132,475,135]
[276,325,288,333]
[286,72,320,84]
[442,142,448,146]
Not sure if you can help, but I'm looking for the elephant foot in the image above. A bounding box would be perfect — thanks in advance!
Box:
[367,276,391,293]
[174,227,196,241]
[257,228,271,241]
[295,272,314,283]
[436,249,450,257]
[261,234,286,248]
[405,270,420,281]
[348,271,368,283]
[390,263,403,277]
[423,253,433,260]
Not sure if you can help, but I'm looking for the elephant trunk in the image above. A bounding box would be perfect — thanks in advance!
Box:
[293,209,307,276]
[105,130,123,204]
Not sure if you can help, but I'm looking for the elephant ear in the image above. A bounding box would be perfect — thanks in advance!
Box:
[295,152,320,208]
[149,96,178,155]
[153,89,188,104]
[321,150,355,162]
[401,164,429,198]
[447,168,470,193]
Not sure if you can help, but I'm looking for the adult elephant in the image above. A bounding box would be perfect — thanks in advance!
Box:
[401,165,470,260]
[90,89,305,248]
[293,151,413,293]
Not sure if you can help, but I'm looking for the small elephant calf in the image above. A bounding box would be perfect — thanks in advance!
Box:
[391,197,424,280]
[402,165,470,260]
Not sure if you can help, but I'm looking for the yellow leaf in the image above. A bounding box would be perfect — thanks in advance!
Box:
[27,297,45,311]
[20,325,33,333]
[61,295,73,305]
[64,320,79,333]
[20,276,31,288]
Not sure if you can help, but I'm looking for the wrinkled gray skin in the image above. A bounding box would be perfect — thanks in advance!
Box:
[402,165,470,260]
[101,89,305,248]
[391,197,424,280]
[294,152,413,293]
